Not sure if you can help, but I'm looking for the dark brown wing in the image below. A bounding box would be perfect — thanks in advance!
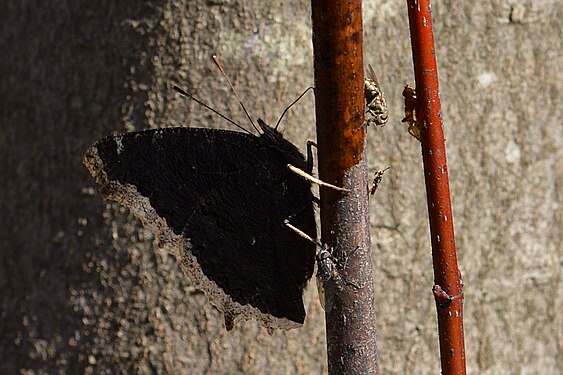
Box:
[84,127,316,330]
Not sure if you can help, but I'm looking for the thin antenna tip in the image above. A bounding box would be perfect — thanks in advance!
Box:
[173,85,185,95]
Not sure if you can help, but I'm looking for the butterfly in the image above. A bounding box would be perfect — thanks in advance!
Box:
[84,119,318,331]
[83,75,322,330]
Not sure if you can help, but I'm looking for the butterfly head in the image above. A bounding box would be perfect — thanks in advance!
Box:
[257,118,284,142]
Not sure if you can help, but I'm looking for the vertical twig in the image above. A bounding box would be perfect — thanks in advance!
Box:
[311,1,379,374]
[405,1,467,374]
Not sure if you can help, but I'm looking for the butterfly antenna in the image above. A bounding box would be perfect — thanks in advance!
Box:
[173,86,252,135]
[274,86,314,130]
[212,55,261,135]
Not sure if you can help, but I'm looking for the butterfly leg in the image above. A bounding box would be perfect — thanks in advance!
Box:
[287,164,349,192]
[284,219,320,246]
[287,140,349,192]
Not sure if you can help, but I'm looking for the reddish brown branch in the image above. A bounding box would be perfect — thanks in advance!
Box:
[311,0,379,374]
[406,1,467,374]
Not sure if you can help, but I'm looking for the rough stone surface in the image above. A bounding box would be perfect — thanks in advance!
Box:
[1,1,560,373]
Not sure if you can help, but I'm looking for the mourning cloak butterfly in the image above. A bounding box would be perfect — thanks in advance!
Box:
[84,112,318,331]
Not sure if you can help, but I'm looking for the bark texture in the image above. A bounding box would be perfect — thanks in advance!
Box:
[1,1,560,373]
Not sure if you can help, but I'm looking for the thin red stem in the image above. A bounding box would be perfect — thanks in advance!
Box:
[406,1,467,374]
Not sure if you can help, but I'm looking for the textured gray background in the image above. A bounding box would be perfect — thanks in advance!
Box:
[1,1,561,373]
